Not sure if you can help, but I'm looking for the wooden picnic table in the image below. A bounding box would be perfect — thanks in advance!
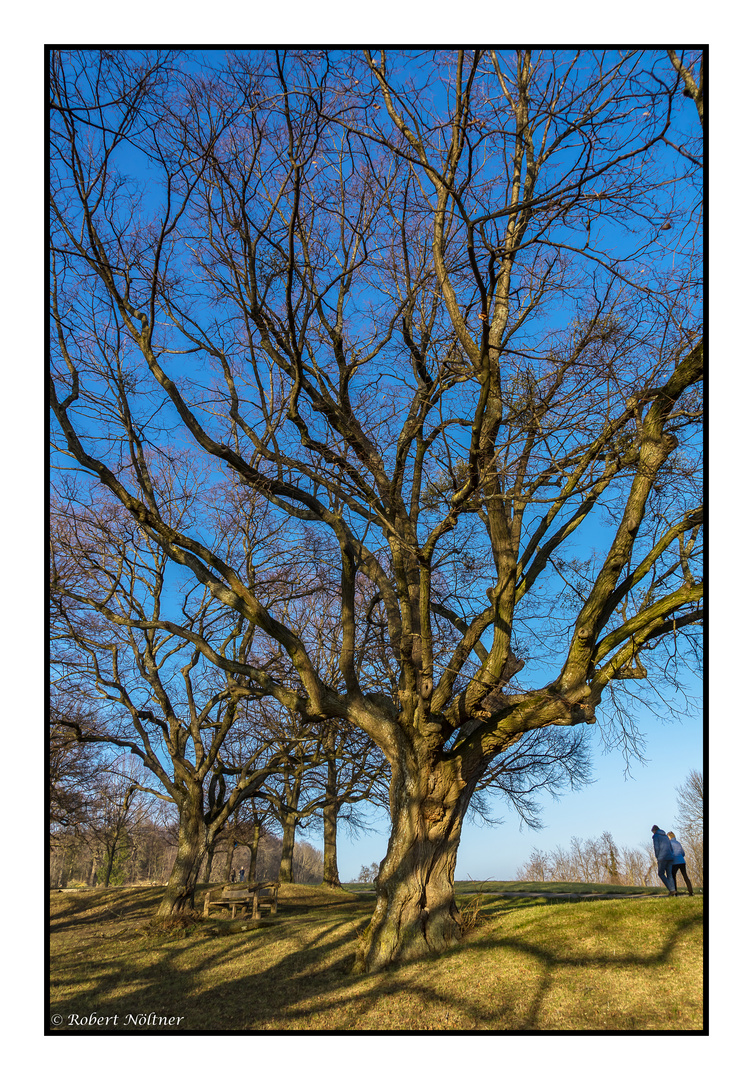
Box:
[203,880,280,920]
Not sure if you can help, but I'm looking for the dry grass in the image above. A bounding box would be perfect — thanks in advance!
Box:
[457,893,485,935]
[49,883,704,1032]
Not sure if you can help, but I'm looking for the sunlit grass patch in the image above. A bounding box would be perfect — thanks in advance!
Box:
[49,884,703,1031]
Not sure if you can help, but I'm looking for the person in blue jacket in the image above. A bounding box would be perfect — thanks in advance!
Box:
[667,831,694,895]
[651,825,677,894]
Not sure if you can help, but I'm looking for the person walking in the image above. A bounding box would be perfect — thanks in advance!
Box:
[651,825,677,895]
[667,831,694,895]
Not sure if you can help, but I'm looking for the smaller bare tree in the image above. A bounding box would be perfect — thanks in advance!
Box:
[673,768,704,886]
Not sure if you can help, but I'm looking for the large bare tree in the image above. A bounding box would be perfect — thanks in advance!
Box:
[50,48,703,970]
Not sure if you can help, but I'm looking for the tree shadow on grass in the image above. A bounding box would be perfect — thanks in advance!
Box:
[50,911,367,1031]
[49,888,164,933]
[465,903,704,1030]
[49,894,703,1032]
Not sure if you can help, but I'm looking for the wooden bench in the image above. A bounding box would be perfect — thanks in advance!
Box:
[203,880,280,920]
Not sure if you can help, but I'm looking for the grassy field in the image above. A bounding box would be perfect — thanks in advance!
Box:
[49,882,704,1032]
[351,879,691,897]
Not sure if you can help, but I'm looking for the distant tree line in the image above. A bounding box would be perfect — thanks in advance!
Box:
[50,723,326,889]
[517,770,704,888]
[50,789,325,890]
[51,815,324,890]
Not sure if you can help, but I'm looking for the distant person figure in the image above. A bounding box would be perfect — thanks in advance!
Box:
[667,831,694,895]
[230,869,236,883]
[651,825,677,895]
[239,867,245,882]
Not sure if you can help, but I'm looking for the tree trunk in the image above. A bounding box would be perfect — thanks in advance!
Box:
[223,840,235,881]
[322,726,343,889]
[201,841,216,884]
[102,830,119,887]
[322,798,342,889]
[321,736,343,888]
[154,804,208,918]
[279,811,297,884]
[102,848,112,887]
[58,844,75,887]
[278,774,302,884]
[126,837,140,884]
[248,823,261,881]
[353,754,475,973]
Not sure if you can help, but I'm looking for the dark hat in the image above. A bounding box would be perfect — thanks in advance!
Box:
[651,825,660,832]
